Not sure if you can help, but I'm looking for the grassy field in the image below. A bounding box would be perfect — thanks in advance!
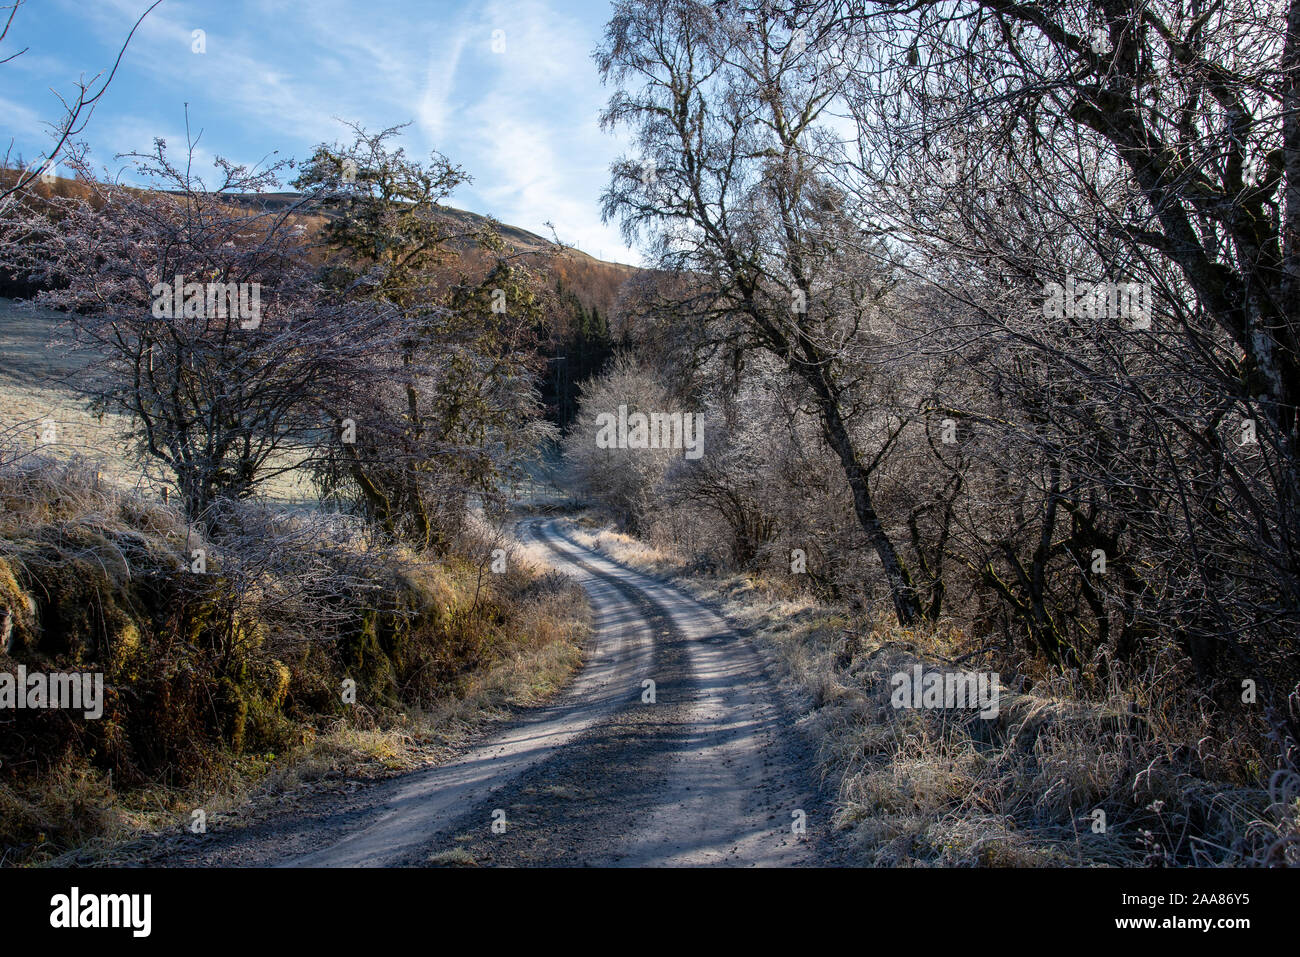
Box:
[1,298,131,467]
[0,298,313,501]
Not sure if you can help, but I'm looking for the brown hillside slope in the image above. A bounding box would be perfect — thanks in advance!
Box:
[0,172,640,318]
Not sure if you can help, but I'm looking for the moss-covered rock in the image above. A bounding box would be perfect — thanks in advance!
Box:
[0,557,37,653]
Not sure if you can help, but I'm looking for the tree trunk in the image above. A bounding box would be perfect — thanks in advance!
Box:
[805,370,922,625]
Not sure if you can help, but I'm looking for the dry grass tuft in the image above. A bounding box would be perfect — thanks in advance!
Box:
[569,516,1300,867]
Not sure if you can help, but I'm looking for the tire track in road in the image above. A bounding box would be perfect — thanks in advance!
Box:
[542,520,822,866]
[413,519,825,867]
[149,516,829,867]
[280,520,658,867]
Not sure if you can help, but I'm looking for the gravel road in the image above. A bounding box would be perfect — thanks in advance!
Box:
[144,517,835,867]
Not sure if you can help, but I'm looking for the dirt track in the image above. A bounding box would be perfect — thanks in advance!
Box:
[144,517,835,867]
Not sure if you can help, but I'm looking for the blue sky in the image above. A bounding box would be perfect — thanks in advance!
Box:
[1,0,640,263]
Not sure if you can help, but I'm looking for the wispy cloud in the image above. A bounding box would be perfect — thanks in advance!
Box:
[8,0,639,262]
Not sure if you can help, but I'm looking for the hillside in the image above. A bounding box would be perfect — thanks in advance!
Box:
[0,172,640,320]
[0,171,640,434]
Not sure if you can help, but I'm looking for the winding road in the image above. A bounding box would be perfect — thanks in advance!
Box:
[154,517,830,867]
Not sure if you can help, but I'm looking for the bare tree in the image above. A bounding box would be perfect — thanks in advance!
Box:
[3,134,392,531]
[597,0,927,623]
[294,125,555,553]
[563,354,686,531]
[0,0,162,209]
[810,0,1299,693]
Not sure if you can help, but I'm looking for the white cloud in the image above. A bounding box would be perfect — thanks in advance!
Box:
[447,0,639,261]
[0,95,46,144]
[29,0,642,263]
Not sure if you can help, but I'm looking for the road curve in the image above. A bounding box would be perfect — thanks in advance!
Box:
[524,519,821,866]
[155,517,828,867]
